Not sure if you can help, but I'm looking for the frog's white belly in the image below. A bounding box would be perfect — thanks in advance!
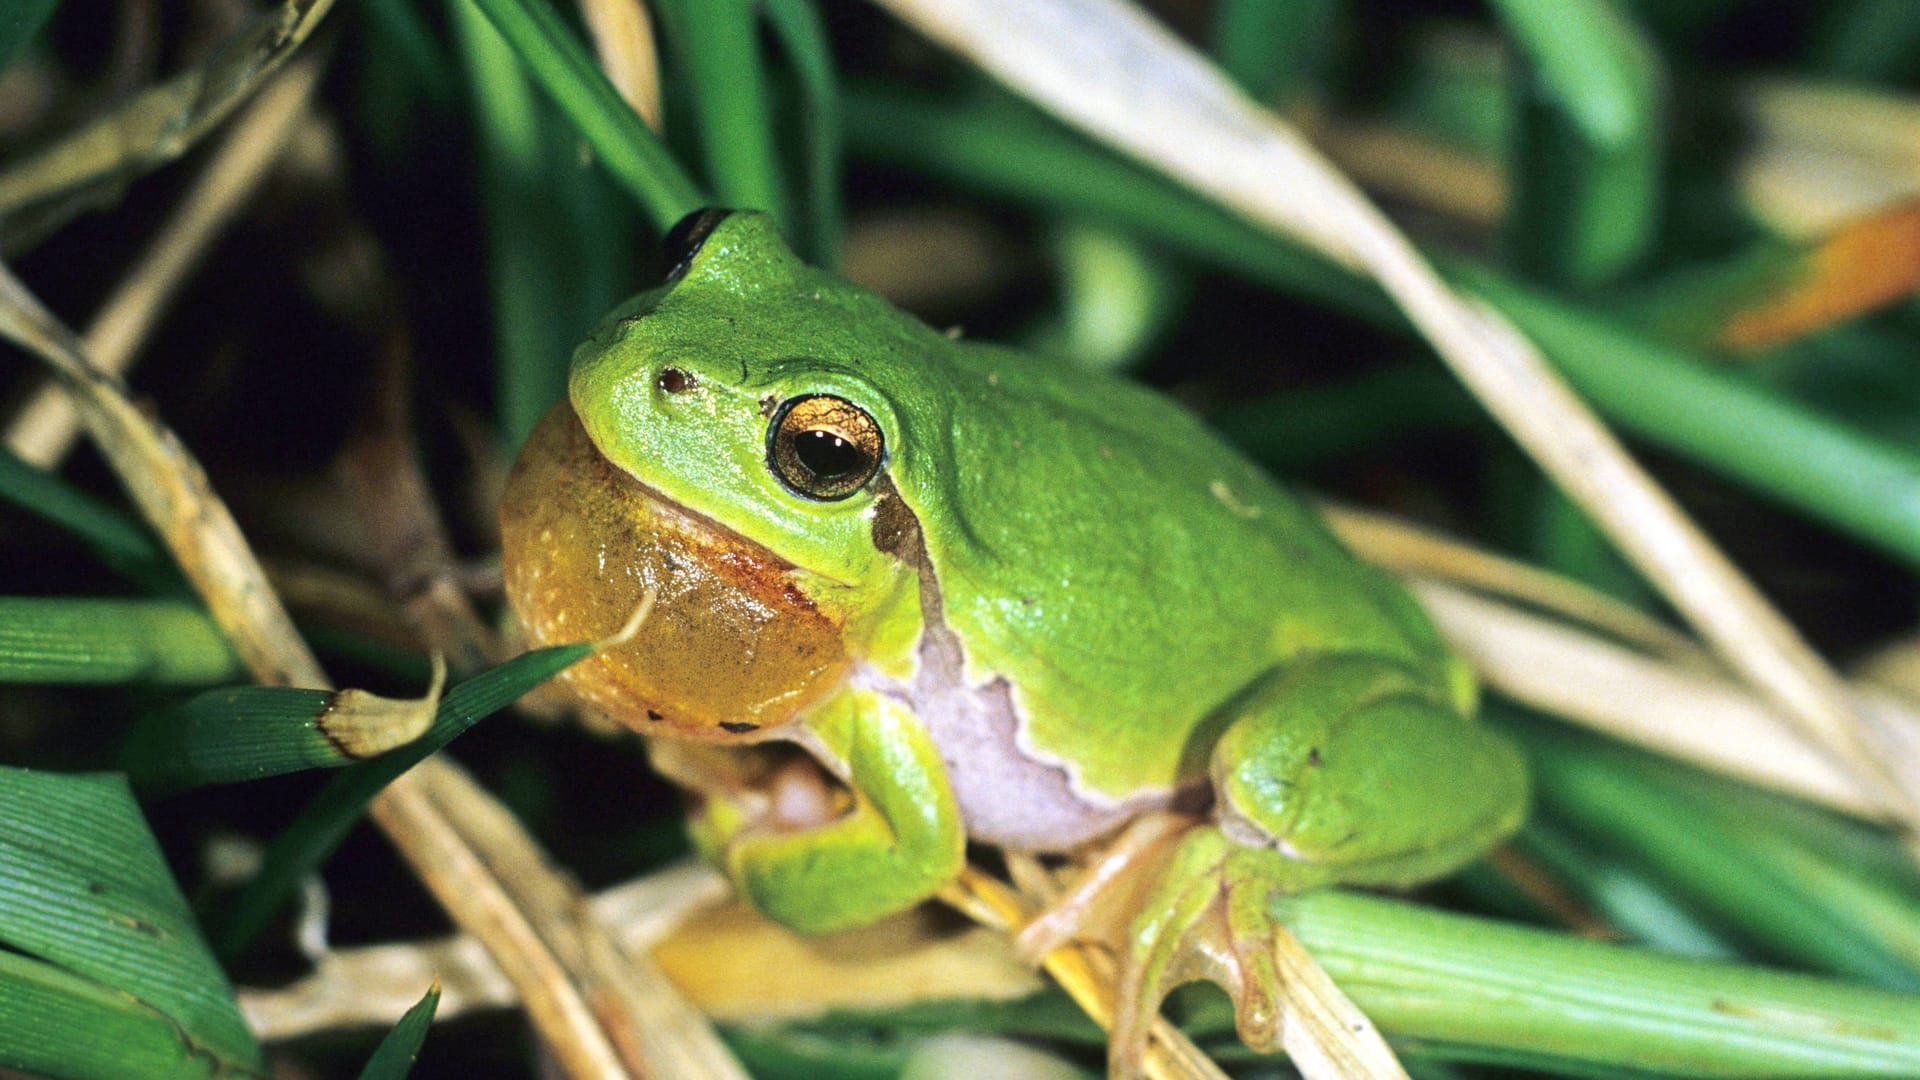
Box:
[852,620,1172,852]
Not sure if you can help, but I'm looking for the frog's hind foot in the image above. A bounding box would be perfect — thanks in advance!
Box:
[1011,816,1326,1080]
[1108,825,1338,1080]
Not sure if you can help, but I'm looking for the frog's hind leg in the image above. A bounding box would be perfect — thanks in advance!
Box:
[1107,656,1527,1077]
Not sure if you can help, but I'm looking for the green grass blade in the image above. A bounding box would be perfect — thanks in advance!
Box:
[1516,717,1920,990]
[0,949,246,1080]
[217,641,593,957]
[356,982,441,1080]
[0,445,170,584]
[1510,817,1745,961]
[1492,0,1664,287]
[462,0,703,232]
[0,596,239,685]
[1278,888,1920,1076]
[762,0,844,267]
[452,0,562,447]
[0,768,262,1076]
[666,0,792,231]
[124,685,371,790]
[1451,261,1920,572]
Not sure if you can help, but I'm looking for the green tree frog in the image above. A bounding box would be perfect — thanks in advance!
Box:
[500,209,1526,1074]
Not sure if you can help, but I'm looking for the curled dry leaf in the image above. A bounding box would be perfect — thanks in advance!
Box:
[319,653,447,759]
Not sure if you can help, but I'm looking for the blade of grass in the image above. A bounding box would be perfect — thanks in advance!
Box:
[1492,0,1664,288]
[1506,819,1746,960]
[1211,365,1481,473]
[1409,576,1869,816]
[1514,716,1920,991]
[356,981,441,1080]
[1276,888,1920,1077]
[0,948,243,1080]
[358,0,460,106]
[0,768,262,1076]
[0,445,170,584]
[7,48,328,468]
[580,0,664,127]
[126,659,445,790]
[451,0,598,448]
[663,0,793,231]
[4,214,719,1078]
[463,0,704,232]
[1319,502,1699,663]
[0,596,238,685]
[216,641,590,957]
[762,0,845,267]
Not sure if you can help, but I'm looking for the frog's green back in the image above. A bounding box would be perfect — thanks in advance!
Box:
[573,210,1465,803]
[891,335,1461,799]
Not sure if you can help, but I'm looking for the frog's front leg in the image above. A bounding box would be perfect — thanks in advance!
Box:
[676,686,967,935]
[1111,656,1527,1075]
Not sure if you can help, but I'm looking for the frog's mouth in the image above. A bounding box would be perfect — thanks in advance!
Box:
[500,401,852,741]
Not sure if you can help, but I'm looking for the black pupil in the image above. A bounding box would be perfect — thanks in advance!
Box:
[793,430,864,479]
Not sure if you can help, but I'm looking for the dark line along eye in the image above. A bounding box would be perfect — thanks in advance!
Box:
[662,208,732,281]
[767,395,885,501]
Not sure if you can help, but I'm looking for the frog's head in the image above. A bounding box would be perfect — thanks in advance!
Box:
[500,210,934,741]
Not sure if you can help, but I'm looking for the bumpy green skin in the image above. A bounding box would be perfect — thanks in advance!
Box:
[568,211,1526,934]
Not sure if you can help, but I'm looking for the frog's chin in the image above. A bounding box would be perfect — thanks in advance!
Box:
[501,401,852,741]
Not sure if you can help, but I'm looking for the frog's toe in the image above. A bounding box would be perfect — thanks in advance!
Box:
[1013,812,1193,965]
[1112,826,1320,1076]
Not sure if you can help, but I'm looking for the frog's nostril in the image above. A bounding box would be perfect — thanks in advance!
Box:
[657,367,694,394]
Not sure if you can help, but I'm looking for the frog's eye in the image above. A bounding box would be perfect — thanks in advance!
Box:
[662,208,732,281]
[767,395,885,501]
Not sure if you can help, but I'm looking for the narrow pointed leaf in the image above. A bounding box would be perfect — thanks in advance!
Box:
[356,982,441,1080]
[1493,0,1664,288]
[219,641,592,956]
[127,664,443,790]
